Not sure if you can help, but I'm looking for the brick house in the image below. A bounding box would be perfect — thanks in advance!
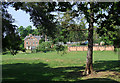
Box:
[24,34,41,50]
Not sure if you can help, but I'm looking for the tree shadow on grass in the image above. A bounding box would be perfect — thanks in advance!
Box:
[83,78,120,83]
[2,62,85,82]
[2,61,120,83]
[93,60,120,72]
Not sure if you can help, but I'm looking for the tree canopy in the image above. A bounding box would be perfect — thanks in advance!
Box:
[2,2,22,55]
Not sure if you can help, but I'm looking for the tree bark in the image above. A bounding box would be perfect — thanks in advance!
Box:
[85,3,94,75]
[45,34,47,42]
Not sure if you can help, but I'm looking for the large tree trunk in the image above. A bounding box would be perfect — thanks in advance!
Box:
[45,34,47,42]
[85,3,94,75]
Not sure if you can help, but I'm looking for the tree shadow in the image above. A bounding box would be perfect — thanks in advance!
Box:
[83,78,120,83]
[93,60,120,72]
[2,61,120,83]
[2,63,51,82]
[2,62,85,82]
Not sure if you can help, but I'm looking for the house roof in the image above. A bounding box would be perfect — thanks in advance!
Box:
[24,35,41,40]
[34,36,41,40]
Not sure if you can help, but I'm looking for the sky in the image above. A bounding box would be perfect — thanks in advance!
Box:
[7,6,36,29]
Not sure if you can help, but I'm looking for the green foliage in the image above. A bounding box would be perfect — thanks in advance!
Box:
[18,25,40,39]
[39,38,45,44]
[57,9,87,42]
[113,28,120,48]
[37,42,54,52]
[2,3,22,55]
[96,3,120,46]
[93,39,100,44]
[13,2,57,38]
[55,44,68,55]
[31,49,37,53]
[55,44,64,51]
[4,32,22,55]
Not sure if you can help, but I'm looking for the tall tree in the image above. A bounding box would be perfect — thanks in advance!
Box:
[84,2,94,74]
[2,2,22,55]
[76,2,115,74]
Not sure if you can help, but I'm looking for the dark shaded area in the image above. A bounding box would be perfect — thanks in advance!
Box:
[2,79,120,83]
[2,51,13,55]
[2,60,120,83]
[84,78,120,83]
[2,63,85,82]
[93,60,120,72]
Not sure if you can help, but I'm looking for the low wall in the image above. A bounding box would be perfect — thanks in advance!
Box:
[68,46,114,51]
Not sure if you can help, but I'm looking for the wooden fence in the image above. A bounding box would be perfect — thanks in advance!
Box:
[68,46,114,51]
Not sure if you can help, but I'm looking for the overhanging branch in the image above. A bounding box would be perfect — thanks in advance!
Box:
[68,29,88,31]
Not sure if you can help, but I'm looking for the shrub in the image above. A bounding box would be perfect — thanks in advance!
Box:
[55,44,68,55]
[37,42,55,52]
[22,48,26,52]
[32,49,37,53]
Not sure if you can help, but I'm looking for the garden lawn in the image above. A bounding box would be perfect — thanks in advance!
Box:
[2,51,120,82]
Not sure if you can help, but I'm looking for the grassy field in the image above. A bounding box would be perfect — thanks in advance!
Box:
[2,51,120,82]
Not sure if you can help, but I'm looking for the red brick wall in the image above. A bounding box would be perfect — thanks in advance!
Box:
[24,36,39,49]
[68,46,114,51]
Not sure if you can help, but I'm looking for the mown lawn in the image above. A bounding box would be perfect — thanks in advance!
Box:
[2,51,120,82]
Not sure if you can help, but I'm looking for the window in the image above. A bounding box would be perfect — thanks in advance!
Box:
[36,42,38,44]
[32,46,35,49]
[30,38,33,41]
[33,42,34,44]
[26,42,28,44]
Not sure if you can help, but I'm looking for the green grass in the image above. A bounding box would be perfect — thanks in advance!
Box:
[2,51,120,82]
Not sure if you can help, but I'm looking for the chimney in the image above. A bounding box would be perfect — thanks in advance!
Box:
[29,34,32,36]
